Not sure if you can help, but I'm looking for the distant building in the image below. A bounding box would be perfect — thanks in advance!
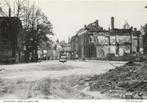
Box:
[43,40,73,60]
[71,20,101,59]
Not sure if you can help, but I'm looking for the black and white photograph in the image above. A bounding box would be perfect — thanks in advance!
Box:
[0,0,147,102]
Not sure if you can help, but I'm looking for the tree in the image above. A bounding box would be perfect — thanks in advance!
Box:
[60,40,67,48]
[1,0,54,62]
[24,6,54,62]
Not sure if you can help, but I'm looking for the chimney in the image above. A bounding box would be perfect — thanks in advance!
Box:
[111,16,114,29]
[134,28,137,31]
[95,20,99,26]
[9,8,11,17]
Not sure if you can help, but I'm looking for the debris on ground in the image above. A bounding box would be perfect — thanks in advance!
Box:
[79,62,147,99]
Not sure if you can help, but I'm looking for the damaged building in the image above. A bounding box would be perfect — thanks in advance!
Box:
[70,17,143,59]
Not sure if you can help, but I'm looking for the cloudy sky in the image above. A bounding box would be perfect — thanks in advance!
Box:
[9,0,147,41]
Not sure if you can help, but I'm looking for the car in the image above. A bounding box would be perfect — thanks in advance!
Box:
[59,54,67,63]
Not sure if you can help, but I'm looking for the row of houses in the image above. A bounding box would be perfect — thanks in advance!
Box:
[70,17,143,59]
[37,40,73,60]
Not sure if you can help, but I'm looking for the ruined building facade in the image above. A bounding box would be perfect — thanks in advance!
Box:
[70,17,143,59]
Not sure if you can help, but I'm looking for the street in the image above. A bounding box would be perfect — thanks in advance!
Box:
[0,0,146,102]
[0,60,126,81]
[0,60,126,99]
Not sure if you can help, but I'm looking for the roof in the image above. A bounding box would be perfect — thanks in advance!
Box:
[86,21,102,32]
[76,28,87,36]
[0,17,22,28]
[110,28,141,36]
[110,28,132,36]
[112,28,132,33]
[0,17,20,19]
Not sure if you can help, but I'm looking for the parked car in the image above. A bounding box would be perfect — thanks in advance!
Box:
[59,54,67,63]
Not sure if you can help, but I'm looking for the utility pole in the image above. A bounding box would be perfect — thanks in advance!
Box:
[130,27,133,54]
[9,8,11,17]
[144,6,147,54]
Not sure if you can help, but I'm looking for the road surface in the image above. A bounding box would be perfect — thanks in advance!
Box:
[0,60,126,99]
[0,60,125,81]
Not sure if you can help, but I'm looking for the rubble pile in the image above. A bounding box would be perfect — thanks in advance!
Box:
[82,63,147,99]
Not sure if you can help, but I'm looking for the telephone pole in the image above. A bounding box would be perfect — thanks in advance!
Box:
[144,6,147,54]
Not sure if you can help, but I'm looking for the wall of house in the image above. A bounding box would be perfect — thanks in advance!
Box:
[71,20,142,60]
[0,17,22,62]
[77,32,97,59]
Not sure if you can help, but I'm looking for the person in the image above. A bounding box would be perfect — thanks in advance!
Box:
[75,53,78,59]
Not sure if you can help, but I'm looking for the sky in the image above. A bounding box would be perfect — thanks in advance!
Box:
[7,0,147,42]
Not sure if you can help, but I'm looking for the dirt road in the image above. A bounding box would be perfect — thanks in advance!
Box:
[0,60,126,99]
